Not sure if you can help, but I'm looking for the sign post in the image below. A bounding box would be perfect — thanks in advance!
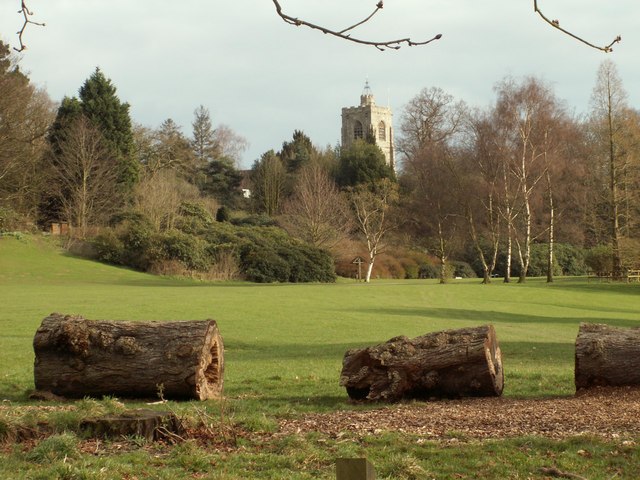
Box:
[351,256,364,282]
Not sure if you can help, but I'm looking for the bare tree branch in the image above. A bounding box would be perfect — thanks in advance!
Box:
[271,0,442,51]
[533,0,621,53]
[15,1,45,52]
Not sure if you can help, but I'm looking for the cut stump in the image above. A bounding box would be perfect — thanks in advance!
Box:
[340,324,503,402]
[80,409,183,441]
[575,322,640,390]
[33,313,224,400]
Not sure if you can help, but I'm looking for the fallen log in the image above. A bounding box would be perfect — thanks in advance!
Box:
[340,324,503,402]
[33,313,224,400]
[575,322,640,390]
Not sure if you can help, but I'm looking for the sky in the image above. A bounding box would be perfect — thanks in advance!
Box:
[1,1,639,169]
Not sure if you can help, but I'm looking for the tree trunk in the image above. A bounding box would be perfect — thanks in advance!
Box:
[33,313,224,400]
[340,325,503,402]
[575,323,640,390]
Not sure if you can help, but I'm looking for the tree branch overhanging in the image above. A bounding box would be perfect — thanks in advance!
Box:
[273,0,621,53]
[271,0,442,51]
[15,1,45,52]
[534,0,621,53]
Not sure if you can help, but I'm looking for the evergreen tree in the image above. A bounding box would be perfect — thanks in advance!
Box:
[191,105,218,165]
[78,68,137,191]
[336,139,395,188]
[279,130,315,173]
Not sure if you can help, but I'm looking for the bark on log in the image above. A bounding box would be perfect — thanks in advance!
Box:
[575,322,640,390]
[340,325,503,402]
[33,313,224,400]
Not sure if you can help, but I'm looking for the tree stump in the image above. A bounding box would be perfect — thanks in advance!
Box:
[575,322,640,389]
[33,313,224,400]
[80,409,184,441]
[340,325,503,402]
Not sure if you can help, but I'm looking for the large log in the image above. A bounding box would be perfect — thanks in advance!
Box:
[340,325,503,402]
[575,322,640,389]
[33,313,224,400]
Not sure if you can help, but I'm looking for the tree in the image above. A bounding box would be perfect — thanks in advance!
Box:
[190,106,246,204]
[154,118,198,181]
[280,163,351,249]
[191,105,218,166]
[398,86,467,283]
[337,139,395,188]
[494,77,563,283]
[588,61,640,274]
[348,178,399,282]
[78,68,138,192]
[48,117,119,238]
[279,130,315,173]
[0,41,54,223]
[251,150,287,216]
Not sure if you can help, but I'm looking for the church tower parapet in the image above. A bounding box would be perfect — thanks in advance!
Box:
[341,81,395,169]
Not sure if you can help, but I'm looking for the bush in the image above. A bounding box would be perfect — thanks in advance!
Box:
[585,245,613,273]
[241,244,291,283]
[451,261,477,278]
[92,230,125,264]
[176,202,214,235]
[216,206,230,222]
[157,230,212,271]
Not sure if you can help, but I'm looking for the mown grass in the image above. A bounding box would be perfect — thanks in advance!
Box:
[1,234,639,479]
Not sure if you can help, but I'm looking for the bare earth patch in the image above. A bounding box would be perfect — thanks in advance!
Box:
[279,387,640,440]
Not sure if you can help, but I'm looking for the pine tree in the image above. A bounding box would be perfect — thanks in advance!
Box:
[78,68,138,192]
[191,105,218,165]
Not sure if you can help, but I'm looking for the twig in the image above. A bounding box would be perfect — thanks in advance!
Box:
[271,0,442,51]
[15,0,45,52]
[533,0,620,52]
[540,466,589,480]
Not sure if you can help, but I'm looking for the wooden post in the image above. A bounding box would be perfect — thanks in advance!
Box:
[336,458,376,480]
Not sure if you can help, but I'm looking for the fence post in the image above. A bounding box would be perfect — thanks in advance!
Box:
[336,458,376,480]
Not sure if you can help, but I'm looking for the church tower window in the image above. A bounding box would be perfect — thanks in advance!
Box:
[354,121,364,139]
[378,121,386,141]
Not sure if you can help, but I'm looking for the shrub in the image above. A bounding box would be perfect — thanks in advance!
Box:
[585,245,613,273]
[91,230,125,264]
[241,244,291,283]
[451,261,477,278]
[157,230,212,271]
[216,206,230,222]
[176,202,214,235]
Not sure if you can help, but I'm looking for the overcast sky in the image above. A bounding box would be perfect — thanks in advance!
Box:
[2,1,638,168]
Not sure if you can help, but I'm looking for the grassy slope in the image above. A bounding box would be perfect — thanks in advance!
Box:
[1,235,639,478]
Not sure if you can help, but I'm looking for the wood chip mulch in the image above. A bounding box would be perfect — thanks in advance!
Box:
[278,387,640,441]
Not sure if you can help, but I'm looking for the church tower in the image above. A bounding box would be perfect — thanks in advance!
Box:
[341,81,395,169]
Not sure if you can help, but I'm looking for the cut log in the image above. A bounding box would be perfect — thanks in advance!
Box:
[575,322,640,390]
[340,325,503,402]
[33,313,224,400]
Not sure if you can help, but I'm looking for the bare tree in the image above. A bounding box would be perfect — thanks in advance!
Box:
[348,178,399,282]
[49,117,119,238]
[280,163,351,249]
[398,86,467,283]
[588,60,640,274]
[134,169,204,231]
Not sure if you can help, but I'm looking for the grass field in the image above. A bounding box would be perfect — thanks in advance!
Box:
[1,234,639,479]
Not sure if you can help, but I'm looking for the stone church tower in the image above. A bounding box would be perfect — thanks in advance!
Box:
[341,81,395,169]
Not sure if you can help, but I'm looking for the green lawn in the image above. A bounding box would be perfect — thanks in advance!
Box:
[1,234,639,479]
